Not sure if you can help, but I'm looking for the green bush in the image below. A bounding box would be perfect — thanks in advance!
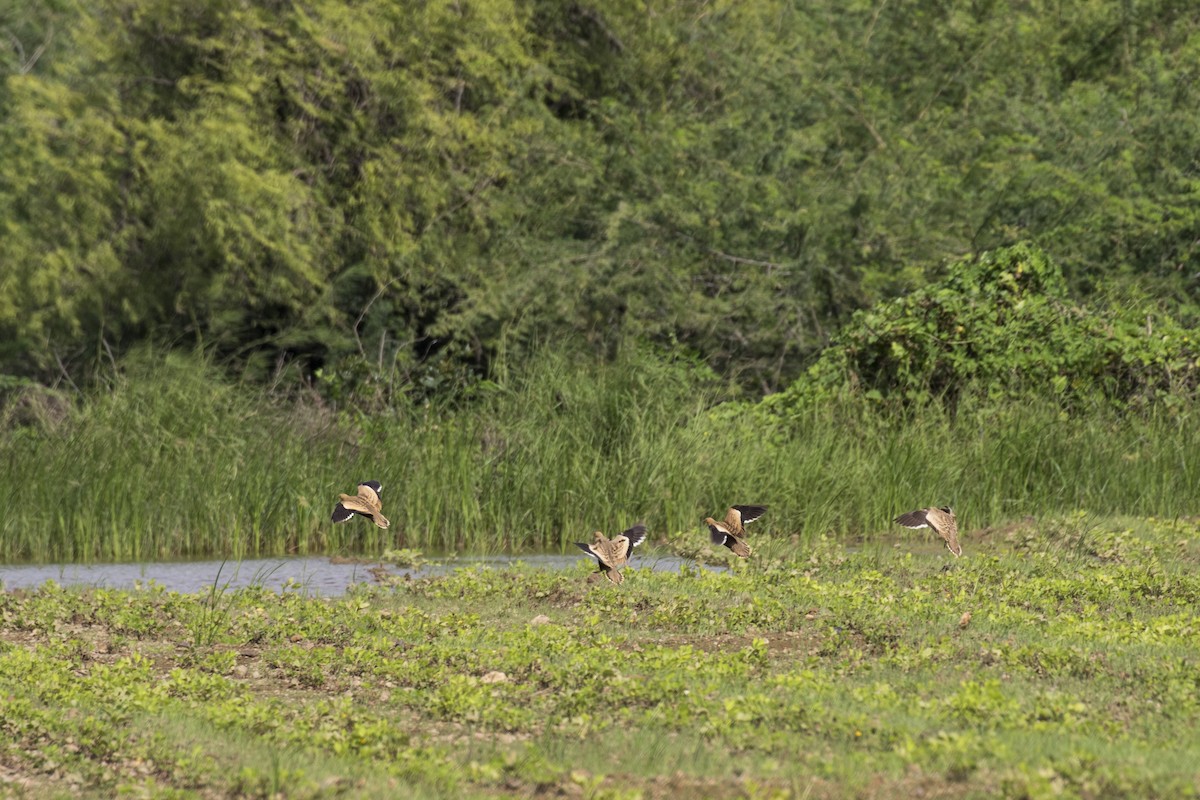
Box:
[763,244,1199,419]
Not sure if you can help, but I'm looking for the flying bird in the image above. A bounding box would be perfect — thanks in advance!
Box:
[331,480,390,529]
[576,523,648,585]
[704,505,767,558]
[893,506,962,557]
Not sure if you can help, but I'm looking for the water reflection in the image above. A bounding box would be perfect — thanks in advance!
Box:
[0,553,721,596]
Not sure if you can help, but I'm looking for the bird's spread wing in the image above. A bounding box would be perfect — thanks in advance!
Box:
[331,502,356,523]
[357,482,383,512]
[730,505,767,527]
[724,507,742,529]
[338,495,378,518]
[575,542,603,564]
[621,523,648,549]
[609,536,631,563]
[894,509,931,529]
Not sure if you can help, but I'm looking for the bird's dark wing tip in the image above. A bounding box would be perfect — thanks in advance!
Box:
[359,480,383,494]
[575,543,601,562]
[894,510,930,529]
[733,505,768,524]
[331,504,354,523]
[623,523,648,548]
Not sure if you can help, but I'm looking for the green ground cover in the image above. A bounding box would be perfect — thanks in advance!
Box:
[2,514,1198,798]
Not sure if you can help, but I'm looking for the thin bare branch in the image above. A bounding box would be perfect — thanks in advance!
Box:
[705,248,787,271]
[353,277,401,358]
[3,28,26,65]
[52,349,81,395]
[5,24,54,75]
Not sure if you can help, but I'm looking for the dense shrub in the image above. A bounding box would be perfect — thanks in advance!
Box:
[762,244,1199,419]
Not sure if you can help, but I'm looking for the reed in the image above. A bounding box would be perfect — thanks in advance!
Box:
[1,347,1196,562]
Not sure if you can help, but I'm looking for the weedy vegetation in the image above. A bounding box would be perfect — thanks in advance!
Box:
[2,516,1199,797]
[1,343,1197,563]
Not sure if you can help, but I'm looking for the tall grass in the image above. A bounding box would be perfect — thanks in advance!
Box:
[1,348,1196,562]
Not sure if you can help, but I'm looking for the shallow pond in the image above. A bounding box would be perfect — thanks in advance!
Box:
[0,553,721,596]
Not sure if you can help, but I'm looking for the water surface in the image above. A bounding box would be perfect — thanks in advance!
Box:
[0,553,719,596]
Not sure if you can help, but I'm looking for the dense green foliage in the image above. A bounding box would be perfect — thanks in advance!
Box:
[3,517,1200,797]
[6,9,1200,794]
[763,243,1200,416]
[4,1,1199,564]
[3,0,1200,395]
[1,349,1196,561]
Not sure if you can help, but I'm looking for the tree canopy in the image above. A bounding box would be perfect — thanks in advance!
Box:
[3,0,1198,400]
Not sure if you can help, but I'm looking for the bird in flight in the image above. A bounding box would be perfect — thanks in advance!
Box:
[893,506,962,556]
[331,480,390,529]
[704,505,767,558]
[576,523,648,585]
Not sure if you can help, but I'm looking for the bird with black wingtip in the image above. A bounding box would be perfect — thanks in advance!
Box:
[704,505,767,558]
[893,505,962,557]
[331,480,390,529]
[576,523,648,584]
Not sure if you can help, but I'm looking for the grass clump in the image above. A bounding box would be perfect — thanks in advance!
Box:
[1,345,1198,562]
